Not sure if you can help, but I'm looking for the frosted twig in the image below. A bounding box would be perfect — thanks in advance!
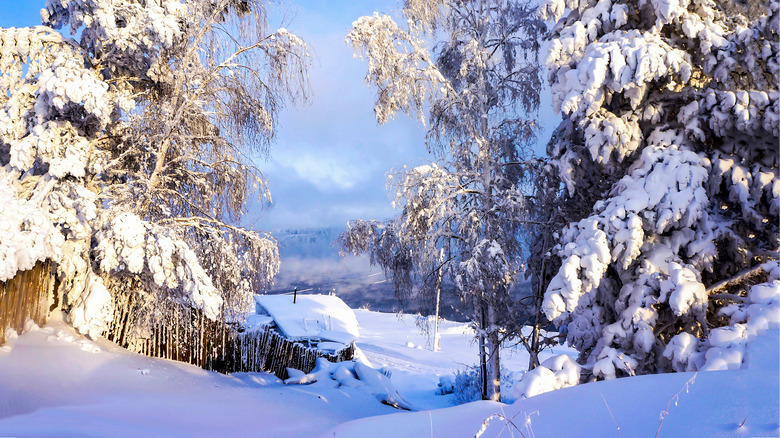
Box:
[499,406,515,438]
[475,411,537,438]
[655,373,697,438]
[600,394,623,438]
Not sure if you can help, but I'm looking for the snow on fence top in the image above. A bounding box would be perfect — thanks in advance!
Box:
[252,294,359,348]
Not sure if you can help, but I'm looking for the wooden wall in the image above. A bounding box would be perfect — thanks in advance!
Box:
[0,261,54,344]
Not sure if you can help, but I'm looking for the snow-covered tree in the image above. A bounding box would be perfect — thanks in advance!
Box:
[532,0,778,379]
[342,0,543,400]
[0,0,309,338]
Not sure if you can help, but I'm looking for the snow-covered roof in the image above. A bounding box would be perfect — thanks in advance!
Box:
[253,294,359,344]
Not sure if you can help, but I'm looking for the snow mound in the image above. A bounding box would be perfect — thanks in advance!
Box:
[285,358,416,410]
[511,354,580,399]
[324,328,780,437]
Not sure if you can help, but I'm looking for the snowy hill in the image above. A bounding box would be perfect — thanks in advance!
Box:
[0,310,777,437]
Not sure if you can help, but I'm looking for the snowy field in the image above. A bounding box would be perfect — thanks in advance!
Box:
[0,310,777,438]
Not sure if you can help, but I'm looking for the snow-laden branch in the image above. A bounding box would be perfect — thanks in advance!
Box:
[532,0,779,379]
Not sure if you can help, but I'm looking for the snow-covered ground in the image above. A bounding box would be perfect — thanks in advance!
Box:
[333,327,780,438]
[352,309,574,409]
[0,310,777,437]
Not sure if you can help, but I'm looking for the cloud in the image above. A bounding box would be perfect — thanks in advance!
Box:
[250,0,560,232]
[250,2,428,231]
[273,150,373,191]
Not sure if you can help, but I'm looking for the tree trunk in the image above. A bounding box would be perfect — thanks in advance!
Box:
[433,251,443,352]
[528,234,549,370]
[478,300,488,400]
[433,283,441,352]
[527,276,543,370]
[528,323,540,371]
[486,300,501,401]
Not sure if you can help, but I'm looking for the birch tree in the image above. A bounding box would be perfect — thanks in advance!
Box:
[342,0,543,401]
[0,0,309,337]
[530,0,778,379]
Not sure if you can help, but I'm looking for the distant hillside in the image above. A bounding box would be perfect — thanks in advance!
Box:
[268,227,532,322]
[274,227,346,260]
[269,227,405,315]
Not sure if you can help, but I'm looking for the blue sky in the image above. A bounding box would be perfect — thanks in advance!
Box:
[0,2,41,28]
[0,0,557,232]
[256,0,430,232]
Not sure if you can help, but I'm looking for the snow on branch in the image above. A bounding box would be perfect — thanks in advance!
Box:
[536,0,779,379]
[347,13,446,125]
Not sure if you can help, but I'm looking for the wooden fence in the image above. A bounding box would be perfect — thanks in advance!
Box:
[1,267,352,378]
[103,289,353,379]
[0,261,55,344]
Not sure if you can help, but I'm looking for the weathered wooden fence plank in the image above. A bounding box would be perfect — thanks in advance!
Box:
[0,261,53,345]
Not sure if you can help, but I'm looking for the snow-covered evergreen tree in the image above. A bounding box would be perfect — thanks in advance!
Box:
[342,0,543,400]
[533,0,778,379]
[0,0,309,338]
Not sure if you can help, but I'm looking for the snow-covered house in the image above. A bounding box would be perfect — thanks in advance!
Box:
[250,294,359,354]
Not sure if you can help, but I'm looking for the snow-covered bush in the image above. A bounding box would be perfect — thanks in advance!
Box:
[436,374,456,395]
[532,0,779,379]
[0,176,64,282]
[512,354,580,398]
[450,365,522,404]
[0,1,309,336]
[451,367,482,405]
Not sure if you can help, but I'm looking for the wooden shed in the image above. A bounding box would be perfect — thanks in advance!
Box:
[250,294,359,355]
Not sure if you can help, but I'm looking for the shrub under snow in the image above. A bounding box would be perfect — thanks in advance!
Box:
[285,358,416,411]
[0,176,64,282]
